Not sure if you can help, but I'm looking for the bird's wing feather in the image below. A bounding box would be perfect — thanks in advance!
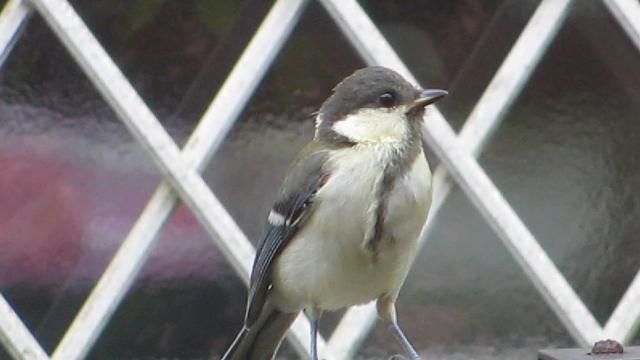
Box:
[245,143,330,327]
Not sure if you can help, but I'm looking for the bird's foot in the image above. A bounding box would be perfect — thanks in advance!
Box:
[388,323,421,360]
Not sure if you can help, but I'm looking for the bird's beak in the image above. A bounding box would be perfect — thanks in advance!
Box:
[408,89,448,112]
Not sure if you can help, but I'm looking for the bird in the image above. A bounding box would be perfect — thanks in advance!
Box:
[221,66,447,360]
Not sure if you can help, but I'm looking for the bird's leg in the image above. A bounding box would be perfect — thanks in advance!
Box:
[389,322,420,360]
[305,307,322,360]
[377,295,421,360]
[310,318,319,360]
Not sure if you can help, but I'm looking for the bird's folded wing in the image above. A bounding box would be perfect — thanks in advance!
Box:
[245,143,330,327]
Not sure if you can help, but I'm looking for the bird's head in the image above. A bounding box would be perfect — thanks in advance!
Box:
[315,66,447,146]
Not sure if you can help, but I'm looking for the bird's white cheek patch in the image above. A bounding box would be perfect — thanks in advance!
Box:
[268,210,286,226]
[332,107,409,144]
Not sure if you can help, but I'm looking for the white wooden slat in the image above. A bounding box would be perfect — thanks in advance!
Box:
[318,0,415,84]
[21,0,323,358]
[603,0,640,53]
[327,1,573,356]
[186,0,311,171]
[325,303,377,358]
[0,2,49,359]
[52,185,178,360]
[0,0,30,67]
[457,0,572,154]
[49,0,323,358]
[604,271,640,344]
[427,0,572,244]
[0,294,49,360]
[25,0,255,278]
[421,110,604,347]
[321,0,603,355]
[600,0,640,345]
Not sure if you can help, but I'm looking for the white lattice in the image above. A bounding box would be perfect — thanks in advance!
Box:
[1,0,639,359]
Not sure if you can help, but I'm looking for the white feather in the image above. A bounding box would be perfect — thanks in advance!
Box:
[268,210,286,226]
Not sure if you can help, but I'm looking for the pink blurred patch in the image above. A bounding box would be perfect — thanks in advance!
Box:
[0,135,227,289]
[0,139,84,286]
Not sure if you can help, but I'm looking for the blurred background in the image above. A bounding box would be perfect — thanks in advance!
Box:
[1,0,640,358]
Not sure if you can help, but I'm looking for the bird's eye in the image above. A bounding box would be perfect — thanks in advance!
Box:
[378,92,396,108]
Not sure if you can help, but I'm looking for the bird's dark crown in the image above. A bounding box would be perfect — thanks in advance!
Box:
[319,66,419,124]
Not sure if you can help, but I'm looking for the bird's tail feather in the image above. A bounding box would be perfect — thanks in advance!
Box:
[221,307,298,360]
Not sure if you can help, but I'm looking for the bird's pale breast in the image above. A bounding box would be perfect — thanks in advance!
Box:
[271,145,432,313]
